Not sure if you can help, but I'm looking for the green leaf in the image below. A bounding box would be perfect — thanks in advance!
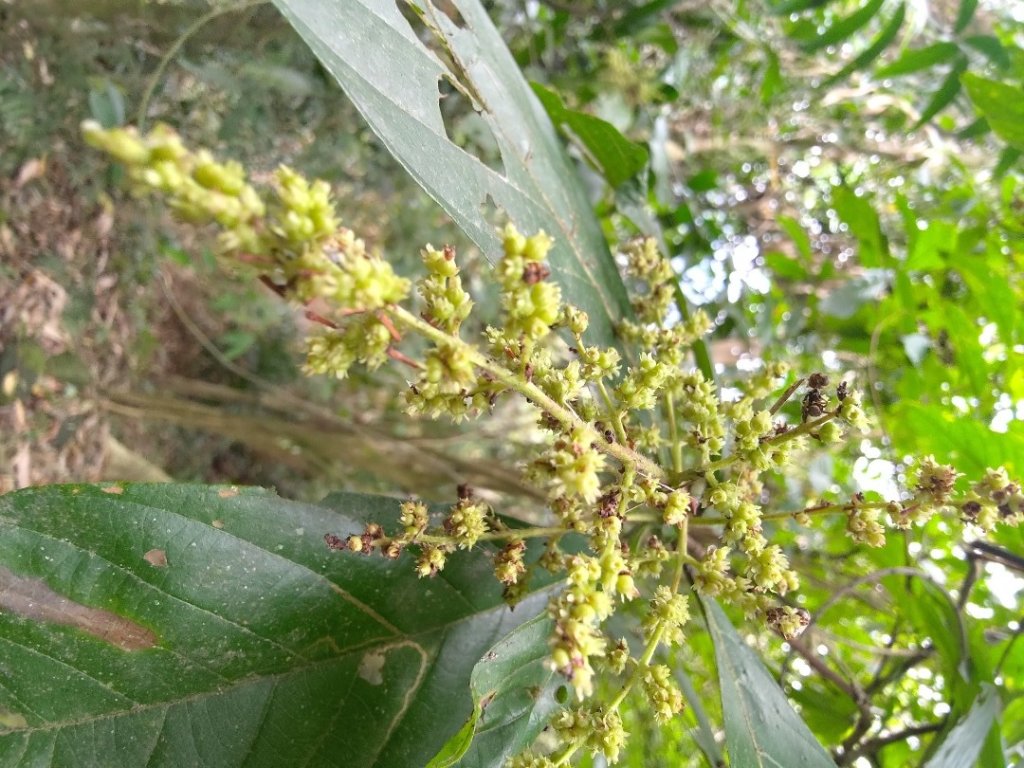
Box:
[269,0,632,349]
[87,79,126,128]
[893,403,1024,476]
[962,35,1011,70]
[831,186,888,267]
[954,0,978,33]
[777,214,813,262]
[915,55,969,127]
[876,42,961,78]
[962,73,1024,151]
[923,685,1001,768]
[703,600,836,768]
[825,2,906,85]
[530,83,648,189]
[0,484,555,767]
[453,614,562,767]
[798,0,886,53]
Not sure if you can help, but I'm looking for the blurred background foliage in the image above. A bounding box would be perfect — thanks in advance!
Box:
[1,0,1022,765]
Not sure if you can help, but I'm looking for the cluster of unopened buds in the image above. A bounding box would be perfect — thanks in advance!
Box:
[85,122,1024,766]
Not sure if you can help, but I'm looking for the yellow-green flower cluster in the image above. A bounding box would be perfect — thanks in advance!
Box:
[82,120,265,250]
[303,316,392,379]
[553,706,626,764]
[534,426,608,505]
[958,467,1024,531]
[847,500,886,547]
[497,224,562,342]
[287,227,411,311]
[419,245,474,334]
[642,665,685,723]
[642,585,690,647]
[444,498,490,549]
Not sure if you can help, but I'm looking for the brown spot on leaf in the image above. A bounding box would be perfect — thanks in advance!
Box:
[217,487,239,499]
[0,566,156,651]
[143,549,168,568]
[101,485,124,494]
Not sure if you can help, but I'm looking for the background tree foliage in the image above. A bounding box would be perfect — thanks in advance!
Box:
[0,1,1022,766]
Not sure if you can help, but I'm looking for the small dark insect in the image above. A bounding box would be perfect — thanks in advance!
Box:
[522,261,551,285]
[807,372,829,389]
[837,380,848,401]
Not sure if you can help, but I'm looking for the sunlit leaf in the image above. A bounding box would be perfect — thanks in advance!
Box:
[962,74,1024,151]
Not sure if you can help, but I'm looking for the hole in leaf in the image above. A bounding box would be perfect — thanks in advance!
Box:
[394,0,504,176]
[438,77,503,175]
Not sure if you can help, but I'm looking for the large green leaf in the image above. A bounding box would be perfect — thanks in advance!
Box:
[270,0,632,349]
[0,484,555,767]
[703,600,836,768]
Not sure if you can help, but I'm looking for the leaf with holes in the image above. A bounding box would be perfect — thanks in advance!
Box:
[269,0,632,350]
[0,484,556,767]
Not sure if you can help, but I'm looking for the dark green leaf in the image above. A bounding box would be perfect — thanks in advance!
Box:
[612,0,677,36]
[994,146,1022,176]
[530,83,649,189]
[777,214,813,262]
[954,0,978,33]
[703,600,836,768]
[0,484,555,767]
[453,614,562,767]
[915,56,969,128]
[673,663,724,766]
[962,73,1024,151]
[923,685,1001,768]
[876,42,961,78]
[962,35,1011,70]
[825,3,906,85]
[270,0,633,349]
[798,0,886,53]
[957,117,991,140]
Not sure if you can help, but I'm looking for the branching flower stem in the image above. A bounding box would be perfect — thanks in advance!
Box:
[387,305,664,479]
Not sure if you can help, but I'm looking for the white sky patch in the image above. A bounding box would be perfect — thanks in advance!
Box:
[853,456,900,498]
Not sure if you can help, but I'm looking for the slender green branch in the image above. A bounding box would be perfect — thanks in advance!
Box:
[664,392,683,474]
[596,380,629,446]
[703,411,838,474]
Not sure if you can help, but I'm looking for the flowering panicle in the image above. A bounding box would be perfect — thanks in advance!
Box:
[85,125,1024,767]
